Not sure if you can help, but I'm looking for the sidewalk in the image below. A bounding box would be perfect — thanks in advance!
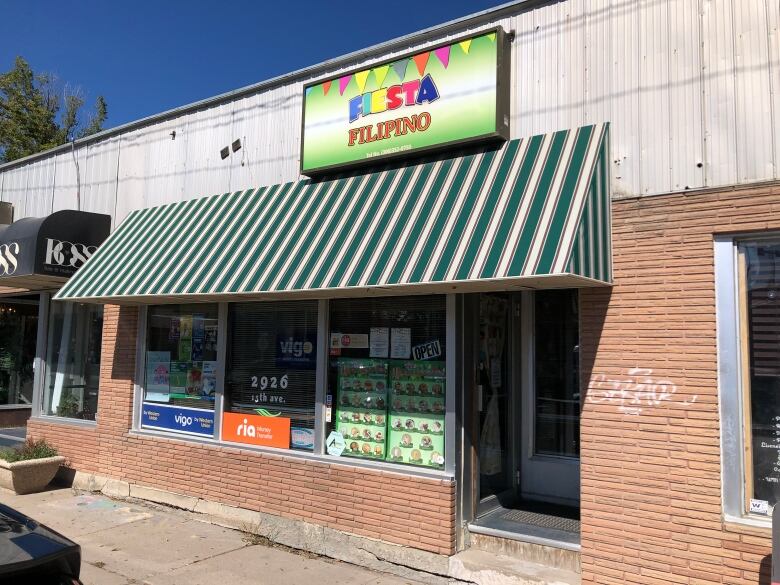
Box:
[0,487,427,585]
[0,426,26,448]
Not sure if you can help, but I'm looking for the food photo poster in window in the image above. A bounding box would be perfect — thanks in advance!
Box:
[335,359,388,460]
[328,296,446,468]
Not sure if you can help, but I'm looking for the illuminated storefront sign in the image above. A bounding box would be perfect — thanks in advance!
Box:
[301,28,509,174]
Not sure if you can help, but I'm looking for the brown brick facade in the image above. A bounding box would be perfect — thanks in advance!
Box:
[29,305,456,556]
[580,184,780,584]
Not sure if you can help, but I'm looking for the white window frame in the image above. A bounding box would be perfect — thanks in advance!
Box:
[31,292,101,428]
[715,233,780,527]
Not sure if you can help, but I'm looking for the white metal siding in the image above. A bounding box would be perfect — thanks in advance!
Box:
[2,0,780,223]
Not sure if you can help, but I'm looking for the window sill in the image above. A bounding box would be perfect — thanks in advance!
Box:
[723,513,772,536]
[129,428,454,481]
[0,404,32,410]
[29,415,98,429]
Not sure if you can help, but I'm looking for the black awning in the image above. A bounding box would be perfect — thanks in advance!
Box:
[0,210,111,291]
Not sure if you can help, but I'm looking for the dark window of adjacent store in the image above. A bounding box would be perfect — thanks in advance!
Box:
[225,301,318,451]
[327,295,447,469]
[0,295,38,407]
[534,290,580,458]
[144,304,219,411]
[43,301,103,420]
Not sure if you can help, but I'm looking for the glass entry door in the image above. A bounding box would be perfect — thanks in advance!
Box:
[519,290,581,504]
[476,293,514,514]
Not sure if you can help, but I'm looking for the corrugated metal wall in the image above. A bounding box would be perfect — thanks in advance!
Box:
[2,0,780,224]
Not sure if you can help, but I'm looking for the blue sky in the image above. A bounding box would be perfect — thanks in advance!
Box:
[1,1,508,129]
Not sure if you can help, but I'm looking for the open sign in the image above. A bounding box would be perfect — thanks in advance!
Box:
[412,340,442,361]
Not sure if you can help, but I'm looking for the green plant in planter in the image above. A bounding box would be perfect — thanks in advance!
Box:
[55,394,80,418]
[0,439,58,462]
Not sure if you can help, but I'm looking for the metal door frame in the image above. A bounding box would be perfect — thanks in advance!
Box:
[472,292,520,517]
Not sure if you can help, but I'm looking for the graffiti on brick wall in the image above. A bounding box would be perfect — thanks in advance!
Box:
[587,368,696,415]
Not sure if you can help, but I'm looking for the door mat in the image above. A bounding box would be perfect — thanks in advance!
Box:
[499,508,580,534]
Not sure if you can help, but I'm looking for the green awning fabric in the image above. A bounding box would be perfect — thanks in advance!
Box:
[55,123,611,303]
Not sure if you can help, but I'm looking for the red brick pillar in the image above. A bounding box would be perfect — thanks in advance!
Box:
[95,305,139,479]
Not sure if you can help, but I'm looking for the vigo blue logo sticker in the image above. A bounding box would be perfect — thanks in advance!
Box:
[275,333,317,369]
[141,402,214,436]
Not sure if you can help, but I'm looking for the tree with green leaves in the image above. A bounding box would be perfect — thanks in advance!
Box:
[0,56,108,163]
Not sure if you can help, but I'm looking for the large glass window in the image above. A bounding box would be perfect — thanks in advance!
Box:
[43,301,103,420]
[0,296,39,407]
[739,240,780,510]
[224,301,318,451]
[141,304,218,437]
[534,290,580,457]
[327,296,446,469]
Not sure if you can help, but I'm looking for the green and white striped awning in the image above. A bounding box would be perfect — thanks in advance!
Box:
[56,123,611,303]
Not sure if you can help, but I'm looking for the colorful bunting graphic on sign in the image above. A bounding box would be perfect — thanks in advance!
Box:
[458,39,472,54]
[373,64,390,88]
[391,59,408,82]
[338,75,352,95]
[487,32,496,42]
[305,86,312,96]
[322,80,332,96]
[434,46,451,68]
[354,70,370,93]
[412,52,430,76]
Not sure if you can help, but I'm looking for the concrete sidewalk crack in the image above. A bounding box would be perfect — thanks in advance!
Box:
[356,546,474,584]
[86,560,141,584]
[167,542,251,571]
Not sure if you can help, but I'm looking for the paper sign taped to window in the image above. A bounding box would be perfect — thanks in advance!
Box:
[330,333,369,349]
[750,498,769,515]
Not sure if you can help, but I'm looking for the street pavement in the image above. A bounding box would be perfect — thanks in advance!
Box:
[0,487,428,585]
[0,426,26,448]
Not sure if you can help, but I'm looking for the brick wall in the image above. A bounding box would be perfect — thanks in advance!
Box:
[30,305,456,556]
[580,184,780,584]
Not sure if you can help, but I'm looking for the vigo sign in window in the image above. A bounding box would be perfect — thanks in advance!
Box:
[301,28,510,175]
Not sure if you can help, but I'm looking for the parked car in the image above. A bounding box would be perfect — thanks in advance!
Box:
[0,502,81,584]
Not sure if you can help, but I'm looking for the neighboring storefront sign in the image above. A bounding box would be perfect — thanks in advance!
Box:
[0,210,110,283]
[301,27,509,174]
[222,412,291,448]
[140,402,215,437]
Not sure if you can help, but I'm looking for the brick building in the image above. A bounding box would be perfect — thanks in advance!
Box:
[2,2,780,583]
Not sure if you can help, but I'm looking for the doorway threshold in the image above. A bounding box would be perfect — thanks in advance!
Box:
[469,502,580,551]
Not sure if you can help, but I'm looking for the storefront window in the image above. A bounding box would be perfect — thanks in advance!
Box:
[328,296,446,469]
[0,296,38,407]
[739,241,780,510]
[141,304,218,436]
[223,301,318,451]
[43,301,103,420]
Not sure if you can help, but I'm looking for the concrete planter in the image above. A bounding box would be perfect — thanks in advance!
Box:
[0,456,66,495]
